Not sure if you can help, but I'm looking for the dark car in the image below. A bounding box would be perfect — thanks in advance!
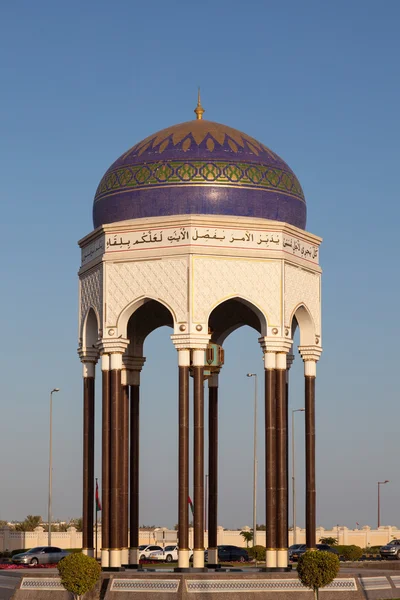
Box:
[289,544,338,562]
[205,545,249,563]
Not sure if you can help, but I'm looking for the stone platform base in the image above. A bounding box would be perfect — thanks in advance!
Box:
[11,568,400,600]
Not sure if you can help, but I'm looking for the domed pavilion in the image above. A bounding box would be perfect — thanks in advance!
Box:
[78,95,322,571]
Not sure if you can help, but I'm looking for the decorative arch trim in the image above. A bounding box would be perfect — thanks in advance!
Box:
[117,295,177,338]
[289,303,316,346]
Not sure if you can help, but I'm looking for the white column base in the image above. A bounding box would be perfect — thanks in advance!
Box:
[178,549,190,568]
[277,549,288,568]
[101,549,109,568]
[109,549,121,568]
[193,549,204,568]
[207,548,218,564]
[129,547,139,565]
[120,548,129,565]
[266,549,277,568]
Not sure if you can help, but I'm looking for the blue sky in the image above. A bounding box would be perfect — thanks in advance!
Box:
[0,0,399,531]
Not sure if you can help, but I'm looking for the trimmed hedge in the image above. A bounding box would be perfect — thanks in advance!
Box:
[298,550,340,599]
[58,553,100,598]
[335,545,363,561]
[247,545,266,561]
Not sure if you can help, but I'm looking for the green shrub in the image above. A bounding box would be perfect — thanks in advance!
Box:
[297,550,340,599]
[335,545,363,561]
[247,545,266,561]
[58,553,101,599]
[365,545,380,555]
[66,548,83,554]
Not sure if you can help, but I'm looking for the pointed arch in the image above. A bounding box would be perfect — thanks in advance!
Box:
[290,303,316,346]
[81,307,100,350]
[117,295,176,339]
[207,295,267,345]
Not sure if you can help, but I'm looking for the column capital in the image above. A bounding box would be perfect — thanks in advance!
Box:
[298,345,322,363]
[171,333,210,351]
[286,353,295,370]
[97,338,130,355]
[122,356,146,385]
[258,336,293,354]
[77,347,99,364]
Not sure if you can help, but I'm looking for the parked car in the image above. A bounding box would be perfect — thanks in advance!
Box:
[205,545,249,563]
[12,546,68,565]
[149,545,193,563]
[138,544,163,560]
[380,539,400,560]
[289,544,338,562]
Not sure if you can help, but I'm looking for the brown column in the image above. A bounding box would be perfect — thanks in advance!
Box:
[193,349,205,568]
[178,365,189,554]
[305,373,316,549]
[130,384,140,561]
[101,359,111,566]
[121,385,129,563]
[83,373,95,554]
[208,376,218,563]
[110,361,122,567]
[276,355,288,567]
[265,353,277,568]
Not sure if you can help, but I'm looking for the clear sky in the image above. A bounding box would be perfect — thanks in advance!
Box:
[0,0,399,532]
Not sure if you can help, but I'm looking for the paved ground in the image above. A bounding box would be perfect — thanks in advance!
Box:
[0,569,59,600]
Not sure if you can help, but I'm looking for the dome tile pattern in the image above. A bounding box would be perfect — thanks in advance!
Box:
[93,120,306,229]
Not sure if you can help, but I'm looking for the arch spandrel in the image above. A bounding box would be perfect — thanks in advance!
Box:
[191,256,281,329]
[284,263,321,340]
[79,265,103,338]
[105,258,188,330]
[117,296,176,339]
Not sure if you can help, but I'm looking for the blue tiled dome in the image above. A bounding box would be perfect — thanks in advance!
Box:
[93,119,306,229]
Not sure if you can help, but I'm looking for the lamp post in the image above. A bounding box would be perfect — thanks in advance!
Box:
[48,387,60,546]
[378,480,389,528]
[247,373,257,547]
[292,408,305,546]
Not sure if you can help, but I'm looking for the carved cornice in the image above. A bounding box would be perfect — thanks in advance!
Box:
[97,338,130,355]
[298,345,322,362]
[170,333,211,351]
[258,336,293,354]
[77,347,99,363]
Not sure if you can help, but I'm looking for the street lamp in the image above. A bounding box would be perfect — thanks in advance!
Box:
[247,373,257,547]
[48,388,60,546]
[377,480,389,528]
[292,408,305,546]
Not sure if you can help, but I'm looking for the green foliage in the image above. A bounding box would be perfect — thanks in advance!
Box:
[70,518,83,532]
[297,550,340,599]
[240,531,253,547]
[14,515,42,532]
[319,537,338,546]
[335,545,363,561]
[247,545,266,561]
[58,553,100,599]
[0,520,8,528]
[364,545,380,555]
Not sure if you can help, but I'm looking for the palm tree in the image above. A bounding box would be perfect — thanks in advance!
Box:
[240,530,253,548]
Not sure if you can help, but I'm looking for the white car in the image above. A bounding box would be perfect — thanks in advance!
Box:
[149,545,193,563]
[138,544,163,560]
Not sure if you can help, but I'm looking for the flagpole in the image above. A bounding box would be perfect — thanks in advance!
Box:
[95,477,98,560]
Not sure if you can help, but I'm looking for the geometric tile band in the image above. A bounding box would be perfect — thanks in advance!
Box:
[360,577,391,591]
[94,162,305,204]
[20,577,65,590]
[391,576,400,588]
[110,579,180,592]
[186,578,357,593]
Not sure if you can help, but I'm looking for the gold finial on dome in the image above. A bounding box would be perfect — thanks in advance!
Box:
[194,88,205,120]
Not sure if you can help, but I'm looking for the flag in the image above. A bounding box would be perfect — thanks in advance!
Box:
[96,480,102,512]
[188,496,194,516]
